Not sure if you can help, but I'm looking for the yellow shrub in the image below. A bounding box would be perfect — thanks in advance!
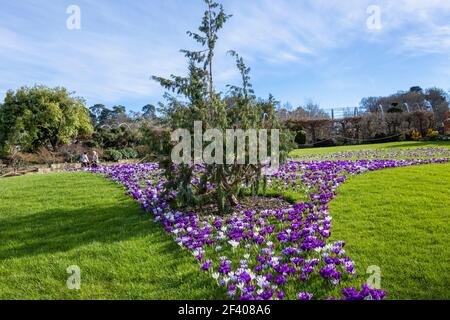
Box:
[411,129,422,141]
[426,128,439,140]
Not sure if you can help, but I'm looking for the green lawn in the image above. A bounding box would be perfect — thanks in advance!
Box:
[290,141,450,299]
[0,172,225,299]
[1,141,449,300]
[290,141,450,157]
[329,163,450,300]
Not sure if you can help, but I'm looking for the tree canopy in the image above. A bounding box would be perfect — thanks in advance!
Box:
[0,85,93,154]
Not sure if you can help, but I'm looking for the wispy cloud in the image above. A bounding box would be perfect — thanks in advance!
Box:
[0,0,449,108]
[402,25,450,54]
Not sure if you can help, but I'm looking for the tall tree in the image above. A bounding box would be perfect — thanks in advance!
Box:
[152,0,291,210]
[0,85,93,154]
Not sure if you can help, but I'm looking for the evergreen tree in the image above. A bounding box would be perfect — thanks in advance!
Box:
[152,0,292,211]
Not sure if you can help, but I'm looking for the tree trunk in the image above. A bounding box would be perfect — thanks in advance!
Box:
[228,194,239,207]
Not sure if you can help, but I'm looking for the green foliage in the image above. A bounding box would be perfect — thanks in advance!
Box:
[294,130,306,146]
[0,85,93,154]
[426,128,439,140]
[387,106,404,113]
[121,147,138,159]
[142,104,156,118]
[0,173,224,299]
[411,129,422,141]
[105,147,138,162]
[92,126,140,149]
[106,148,123,162]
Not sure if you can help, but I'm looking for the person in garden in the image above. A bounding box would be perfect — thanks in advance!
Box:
[91,151,99,168]
[80,152,90,168]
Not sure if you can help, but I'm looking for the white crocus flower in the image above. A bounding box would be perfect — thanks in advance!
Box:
[270,257,280,266]
[228,240,240,251]
[256,276,267,288]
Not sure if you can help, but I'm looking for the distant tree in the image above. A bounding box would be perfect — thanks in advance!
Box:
[128,110,142,122]
[361,86,449,130]
[410,86,423,93]
[142,104,156,118]
[92,126,140,149]
[360,96,381,113]
[93,105,133,127]
[425,87,449,126]
[410,110,434,135]
[98,107,113,126]
[112,105,126,116]
[282,102,294,112]
[0,86,93,154]
[89,104,106,125]
[385,112,403,134]
[279,102,328,121]
[304,101,329,119]
[288,119,332,144]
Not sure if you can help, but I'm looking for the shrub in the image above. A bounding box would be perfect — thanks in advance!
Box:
[106,148,123,162]
[411,129,422,141]
[387,106,403,113]
[426,128,439,140]
[82,140,99,148]
[120,148,138,159]
[294,130,306,146]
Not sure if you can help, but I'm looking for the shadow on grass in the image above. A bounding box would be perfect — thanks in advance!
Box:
[0,173,227,299]
[0,203,227,299]
[0,203,152,259]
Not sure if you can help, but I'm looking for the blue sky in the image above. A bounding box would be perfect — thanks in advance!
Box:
[1,0,450,112]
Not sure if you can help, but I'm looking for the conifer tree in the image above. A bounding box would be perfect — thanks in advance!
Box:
[152,0,292,211]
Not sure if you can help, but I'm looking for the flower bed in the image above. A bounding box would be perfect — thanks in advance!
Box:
[79,151,449,300]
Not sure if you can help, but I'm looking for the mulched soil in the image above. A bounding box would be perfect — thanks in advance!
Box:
[191,196,292,216]
[237,196,293,211]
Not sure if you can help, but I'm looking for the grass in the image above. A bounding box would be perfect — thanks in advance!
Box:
[289,141,450,299]
[289,141,450,157]
[1,141,449,300]
[329,162,450,300]
[0,172,225,299]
